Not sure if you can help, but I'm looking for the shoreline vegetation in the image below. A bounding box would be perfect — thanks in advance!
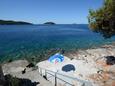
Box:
[0,19,56,25]
[0,20,33,25]
[44,22,56,25]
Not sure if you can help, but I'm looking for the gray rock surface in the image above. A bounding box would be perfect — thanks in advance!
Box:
[2,60,53,86]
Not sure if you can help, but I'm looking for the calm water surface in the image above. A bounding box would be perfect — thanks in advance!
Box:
[0,24,115,62]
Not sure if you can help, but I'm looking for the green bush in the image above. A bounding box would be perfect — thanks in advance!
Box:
[88,0,115,38]
[5,74,21,86]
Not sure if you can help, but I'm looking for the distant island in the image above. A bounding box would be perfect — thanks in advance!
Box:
[44,22,55,25]
[0,20,33,25]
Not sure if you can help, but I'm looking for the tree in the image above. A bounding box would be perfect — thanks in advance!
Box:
[88,0,115,38]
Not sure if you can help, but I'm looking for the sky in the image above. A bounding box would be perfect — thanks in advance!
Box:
[0,0,103,24]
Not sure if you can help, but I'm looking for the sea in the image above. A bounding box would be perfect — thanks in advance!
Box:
[0,24,115,62]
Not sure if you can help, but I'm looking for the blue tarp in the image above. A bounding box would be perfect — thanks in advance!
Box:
[48,53,64,63]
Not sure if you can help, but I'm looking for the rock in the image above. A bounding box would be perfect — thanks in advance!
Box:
[104,80,115,86]
[2,60,29,74]
[22,68,26,74]
[26,63,35,68]
[109,65,115,72]
[89,72,109,86]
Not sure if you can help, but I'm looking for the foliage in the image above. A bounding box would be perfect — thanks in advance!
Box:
[0,64,5,85]
[0,20,32,25]
[5,74,39,86]
[88,0,115,38]
[5,74,21,86]
[44,22,55,25]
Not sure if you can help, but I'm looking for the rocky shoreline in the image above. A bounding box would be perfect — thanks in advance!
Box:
[0,44,115,86]
[0,60,52,86]
[37,44,115,86]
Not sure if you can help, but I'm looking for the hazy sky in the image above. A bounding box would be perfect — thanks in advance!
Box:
[0,0,103,24]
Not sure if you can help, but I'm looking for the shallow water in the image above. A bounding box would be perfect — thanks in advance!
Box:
[0,24,115,62]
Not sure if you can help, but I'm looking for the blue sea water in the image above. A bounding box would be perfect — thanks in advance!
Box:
[0,24,115,62]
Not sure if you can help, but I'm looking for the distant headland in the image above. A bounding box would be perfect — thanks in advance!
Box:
[44,22,56,25]
[0,20,33,25]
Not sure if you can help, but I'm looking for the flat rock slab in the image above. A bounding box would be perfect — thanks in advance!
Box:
[2,60,29,74]
[11,69,52,86]
[2,60,53,86]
